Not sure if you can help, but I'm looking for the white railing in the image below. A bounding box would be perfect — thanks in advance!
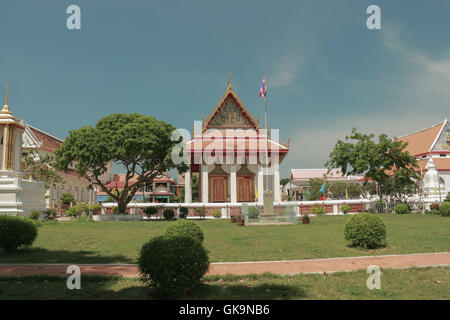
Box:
[100,199,372,217]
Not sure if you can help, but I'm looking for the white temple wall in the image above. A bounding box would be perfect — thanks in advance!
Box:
[440,171,449,195]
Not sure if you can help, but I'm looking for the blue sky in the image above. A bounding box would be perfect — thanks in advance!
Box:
[1,0,449,178]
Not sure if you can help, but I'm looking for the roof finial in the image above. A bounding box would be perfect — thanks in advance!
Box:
[227,72,232,87]
[0,84,12,114]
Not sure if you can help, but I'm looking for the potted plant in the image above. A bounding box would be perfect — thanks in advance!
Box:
[302,214,310,224]
[230,215,238,223]
[236,215,245,226]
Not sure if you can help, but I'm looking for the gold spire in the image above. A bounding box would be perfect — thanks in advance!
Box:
[1,84,12,114]
[227,72,232,88]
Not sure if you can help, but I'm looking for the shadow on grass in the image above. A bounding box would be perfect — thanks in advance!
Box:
[0,248,135,264]
[0,275,306,300]
[186,282,306,300]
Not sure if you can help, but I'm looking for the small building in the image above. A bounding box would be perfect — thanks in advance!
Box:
[182,76,289,203]
[98,172,175,203]
[288,169,362,200]
[148,174,175,203]
[397,119,449,197]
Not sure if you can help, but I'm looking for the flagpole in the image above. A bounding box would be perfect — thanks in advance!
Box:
[264,94,269,193]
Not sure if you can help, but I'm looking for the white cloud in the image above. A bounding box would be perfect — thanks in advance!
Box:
[382,25,450,113]
[278,26,449,177]
[270,52,303,88]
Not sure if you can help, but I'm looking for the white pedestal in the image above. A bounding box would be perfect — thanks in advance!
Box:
[0,171,47,216]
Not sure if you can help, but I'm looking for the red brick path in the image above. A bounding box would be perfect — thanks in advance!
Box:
[0,252,449,277]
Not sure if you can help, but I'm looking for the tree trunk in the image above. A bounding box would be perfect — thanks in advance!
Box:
[118,202,128,214]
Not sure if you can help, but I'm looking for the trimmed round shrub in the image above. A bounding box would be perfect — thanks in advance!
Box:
[0,216,38,253]
[143,206,158,217]
[29,210,41,220]
[179,207,189,219]
[163,208,175,220]
[165,219,204,243]
[88,204,101,215]
[394,203,409,214]
[311,204,325,215]
[344,212,386,249]
[248,206,259,219]
[138,235,209,298]
[440,202,450,217]
[212,209,222,219]
[194,207,206,219]
[340,204,351,214]
[60,192,75,205]
[66,203,88,217]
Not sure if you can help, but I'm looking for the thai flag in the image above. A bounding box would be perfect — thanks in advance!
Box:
[259,75,266,98]
[93,185,98,193]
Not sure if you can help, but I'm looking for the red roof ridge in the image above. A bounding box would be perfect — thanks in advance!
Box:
[27,123,64,143]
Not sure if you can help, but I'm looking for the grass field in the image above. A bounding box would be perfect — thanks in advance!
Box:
[0,267,448,300]
[0,213,449,264]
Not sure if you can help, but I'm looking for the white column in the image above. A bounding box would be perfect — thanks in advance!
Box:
[201,165,209,203]
[14,128,22,172]
[230,165,237,203]
[274,170,281,202]
[184,168,192,203]
[257,166,264,203]
[2,125,7,170]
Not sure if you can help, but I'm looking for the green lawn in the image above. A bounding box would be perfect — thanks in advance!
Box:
[0,214,449,264]
[0,267,448,300]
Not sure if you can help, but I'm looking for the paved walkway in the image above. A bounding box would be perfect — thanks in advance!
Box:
[0,252,449,277]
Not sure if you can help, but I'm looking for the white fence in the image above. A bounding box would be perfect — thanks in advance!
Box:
[100,199,373,218]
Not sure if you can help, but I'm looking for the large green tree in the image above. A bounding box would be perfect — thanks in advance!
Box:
[22,149,63,189]
[54,113,183,213]
[325,128,418,201]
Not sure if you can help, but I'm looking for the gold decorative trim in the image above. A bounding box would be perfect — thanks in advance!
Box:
[203,76,259,132]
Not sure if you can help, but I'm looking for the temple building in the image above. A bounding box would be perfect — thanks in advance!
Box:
[183,76,289,203]
[0,85,107,209]
[0,86,46,215]
[398,119,450,196]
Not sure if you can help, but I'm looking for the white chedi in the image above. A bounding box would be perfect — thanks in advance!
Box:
[423,158,443,202]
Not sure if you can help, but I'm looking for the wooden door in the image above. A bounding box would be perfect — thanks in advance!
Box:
[237,176,255,202]
[210,176,227,202]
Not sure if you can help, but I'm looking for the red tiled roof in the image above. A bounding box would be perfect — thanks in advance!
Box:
[416,158,450,172]
[29,127,63,153]
[184,130,289,153]
[398,121,445,156]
